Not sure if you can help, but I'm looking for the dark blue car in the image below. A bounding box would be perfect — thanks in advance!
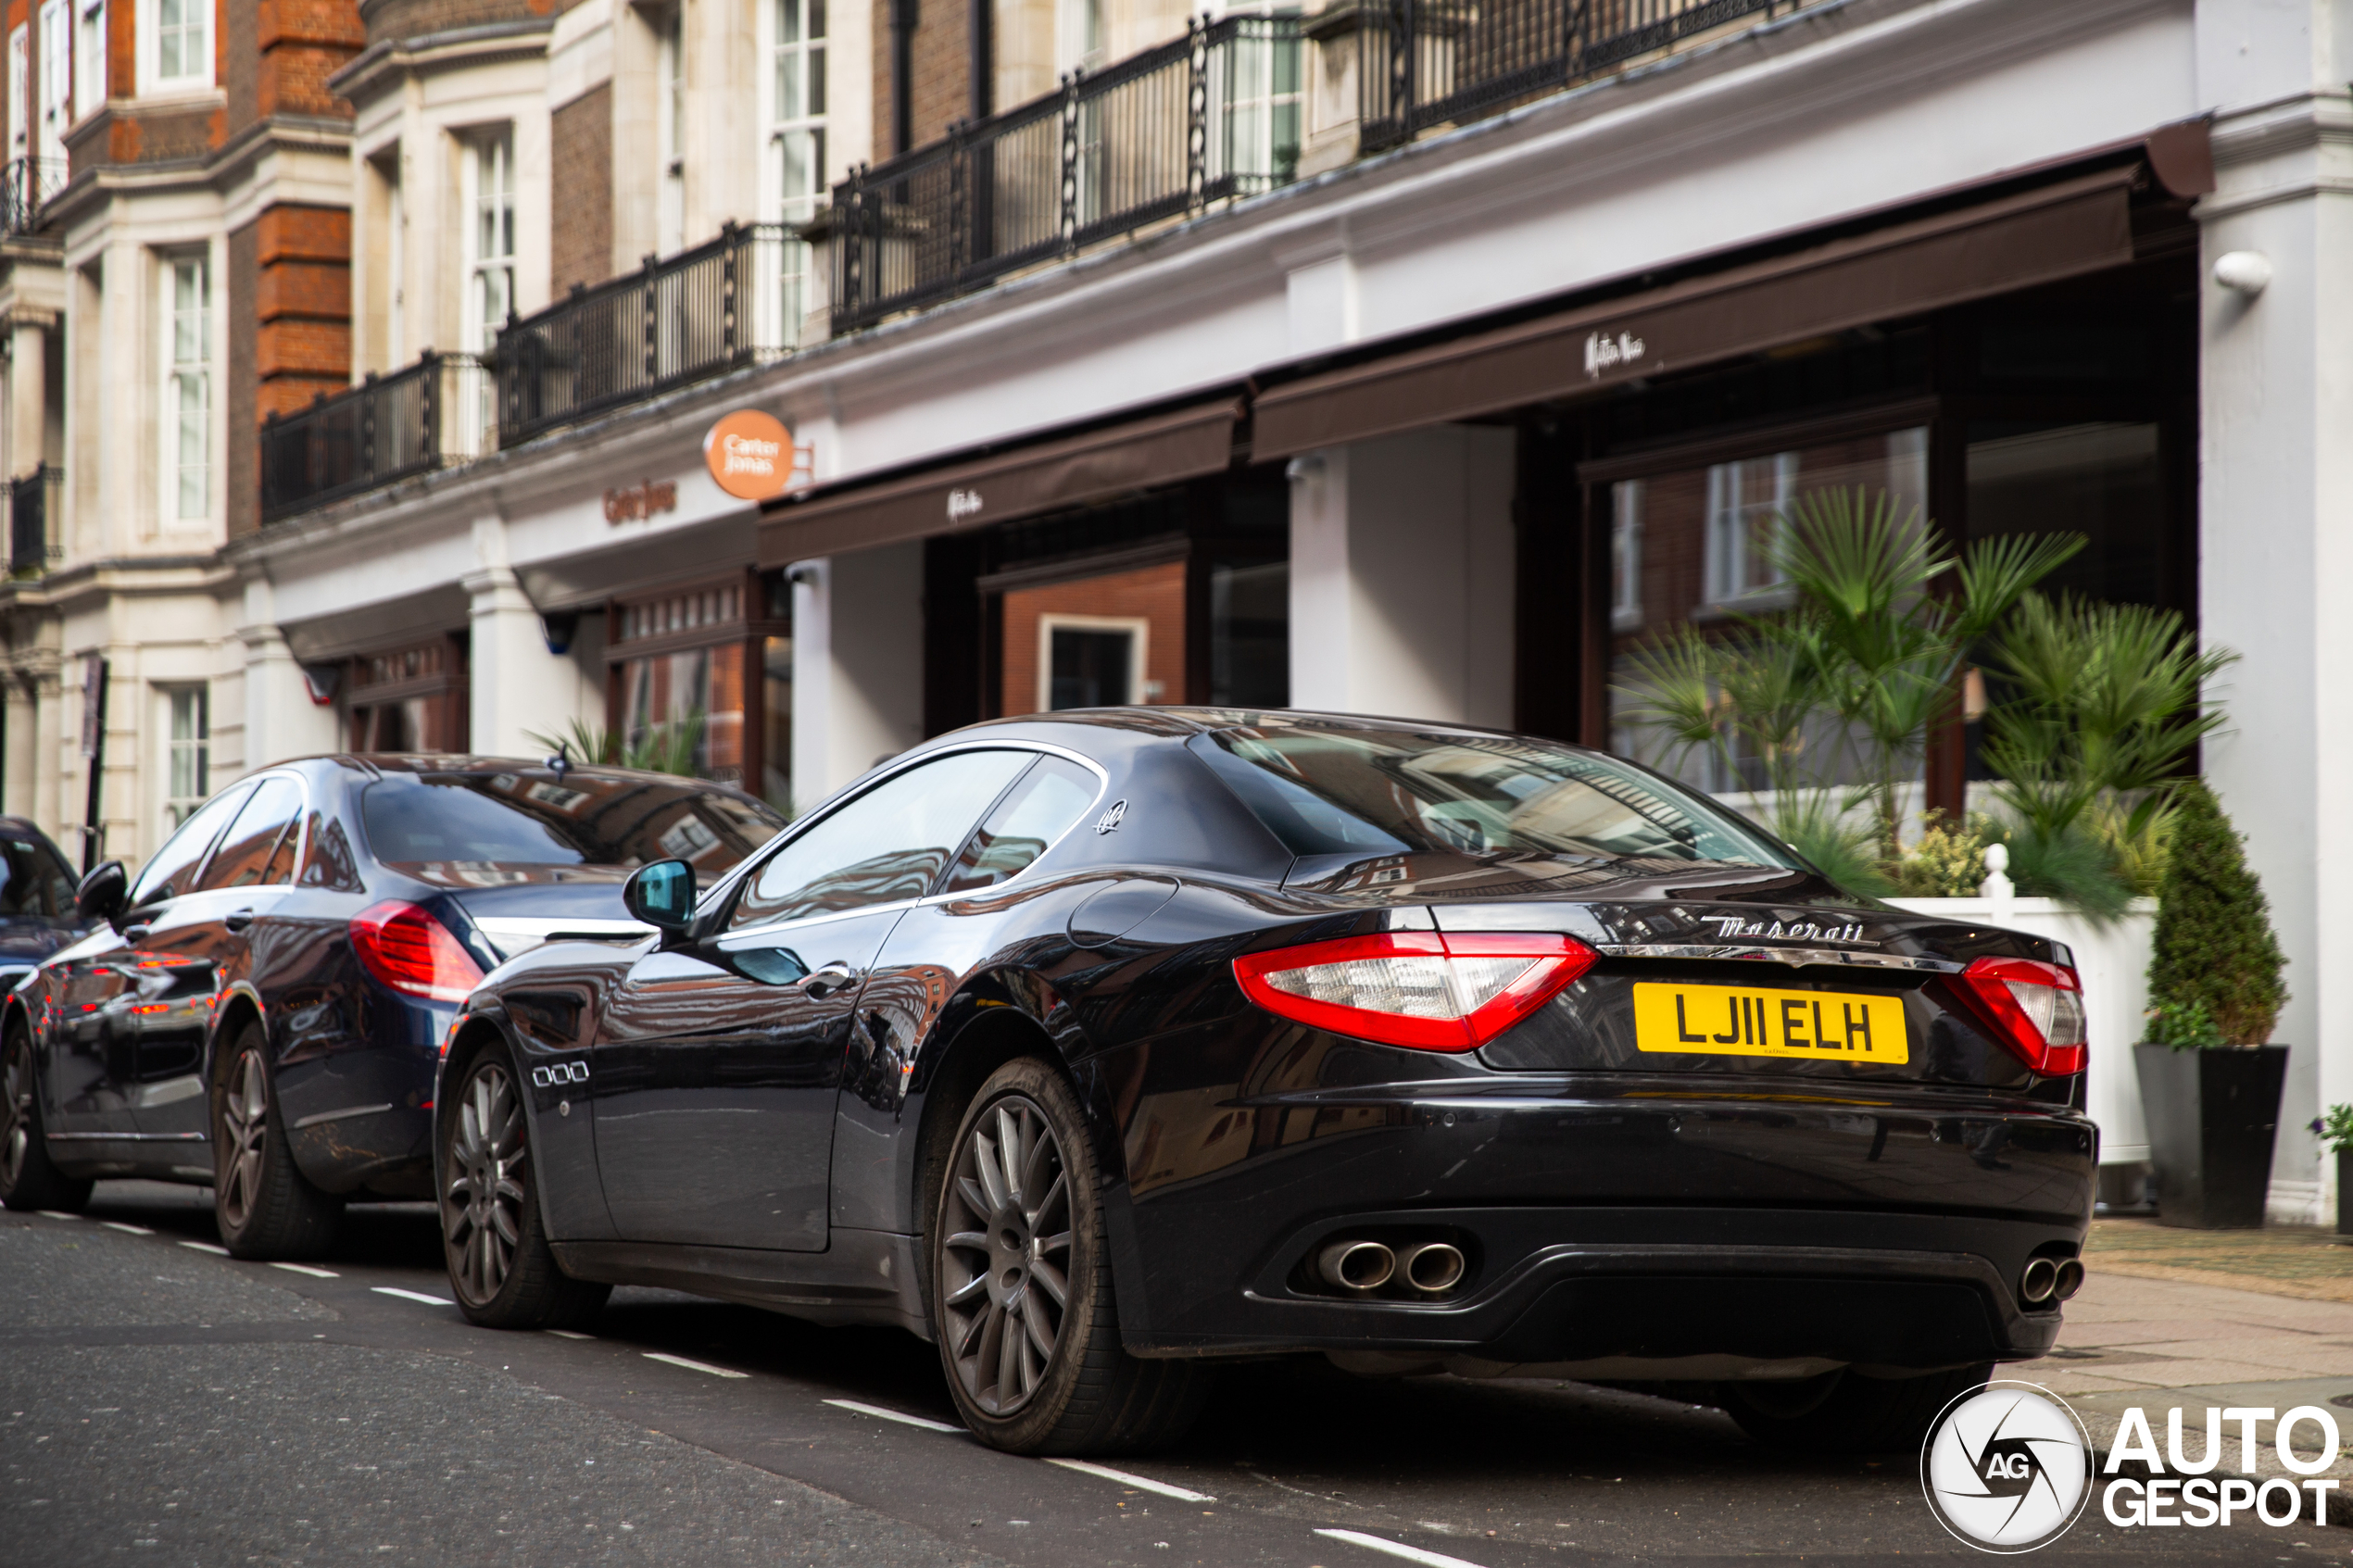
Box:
[0,818,84,997]
[0,756,783,1256]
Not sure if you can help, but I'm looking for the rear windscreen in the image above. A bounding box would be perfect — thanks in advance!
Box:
[361,771,785,877]
[1189,723,1800,868]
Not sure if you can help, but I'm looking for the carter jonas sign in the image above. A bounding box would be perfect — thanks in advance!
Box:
[704,409,796,501]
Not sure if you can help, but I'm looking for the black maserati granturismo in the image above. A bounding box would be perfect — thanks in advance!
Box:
[437,709,2095,1457]
[0,756,784,1256]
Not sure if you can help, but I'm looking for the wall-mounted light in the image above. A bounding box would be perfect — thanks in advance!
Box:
[2212,251,2272,297]
[541,610,579,656]
[301,664,341,706]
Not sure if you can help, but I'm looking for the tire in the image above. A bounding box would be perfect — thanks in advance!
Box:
[1,1023,93,1213]
[1719,1362,1994,1454]
[929,1057,1204,1456]
[212,1022,344,1261]
[440,1046,608,1331]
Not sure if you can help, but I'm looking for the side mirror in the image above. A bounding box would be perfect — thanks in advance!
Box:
[75,861,127,930]
[623,859,697,938]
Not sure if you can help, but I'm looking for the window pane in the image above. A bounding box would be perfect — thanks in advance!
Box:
[202,776,304,890]
[943,756,1097,893]
[362,774,782,874]
[732,749,1032,928]
[131,781,255,906]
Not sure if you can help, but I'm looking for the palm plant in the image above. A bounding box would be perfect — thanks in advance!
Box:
[526,709,710,778]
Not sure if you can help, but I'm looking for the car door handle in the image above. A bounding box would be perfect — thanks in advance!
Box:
[800,963,862,999]
[224,909,256,933]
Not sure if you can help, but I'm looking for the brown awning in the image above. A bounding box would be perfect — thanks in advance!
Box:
[760,397,1241,564]
[1253,166,2141,459]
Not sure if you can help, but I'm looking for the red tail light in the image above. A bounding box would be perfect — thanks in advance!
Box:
[1957,957,2086,1076]
[352,901,484,1004]
[1234,931,1598,1052]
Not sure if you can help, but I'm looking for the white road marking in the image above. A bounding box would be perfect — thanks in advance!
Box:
[268,1262,339,1278]
[34,1210,80,1221]
[1043,1459,1215,1502]
[1315,1529,1491,1568]
[546,1329,594,1340]
[178,1241,229,1255]
[823,1399,963,1433]
[641,1352,748,1379]
[371,1286,454,1307]
[99,1222,153,1236]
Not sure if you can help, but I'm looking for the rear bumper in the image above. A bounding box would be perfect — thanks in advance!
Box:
[1121,1204,2071,1369]
[1105,1068,2095,1371]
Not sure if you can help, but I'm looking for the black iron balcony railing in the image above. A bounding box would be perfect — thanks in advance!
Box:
[829,14,1302,333]
[495,220,799,449]
[7,464,60,575]
[1361,0,1797,151]
[259,352,493,523]
[1,157,66,236]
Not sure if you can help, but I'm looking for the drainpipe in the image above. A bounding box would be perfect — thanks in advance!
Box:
[890,0,919,154]
[969,0,991,121]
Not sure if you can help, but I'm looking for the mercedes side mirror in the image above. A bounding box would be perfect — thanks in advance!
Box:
[623,859,697,941]
[75,861,127,930]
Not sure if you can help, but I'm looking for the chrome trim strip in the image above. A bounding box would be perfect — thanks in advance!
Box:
[1595,944,1964,973]
[44,1131,208,1143]
[290,1102,396,1130]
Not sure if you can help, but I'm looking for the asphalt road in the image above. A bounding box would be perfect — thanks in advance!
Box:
[0,1183,2332,1566]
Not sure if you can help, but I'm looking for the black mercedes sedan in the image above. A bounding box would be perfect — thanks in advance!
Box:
[437,709,2095,1458]
[0,756,783,1257]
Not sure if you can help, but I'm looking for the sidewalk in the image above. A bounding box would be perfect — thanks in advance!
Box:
[2011,1219,2353,1486]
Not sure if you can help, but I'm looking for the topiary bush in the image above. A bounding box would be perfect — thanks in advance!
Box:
[2145,779,2287,1047]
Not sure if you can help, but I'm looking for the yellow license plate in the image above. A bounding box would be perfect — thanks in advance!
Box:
[1630,982,1909,1064]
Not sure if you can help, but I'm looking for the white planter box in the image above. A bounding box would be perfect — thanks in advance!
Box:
[1883,897,2157,1167]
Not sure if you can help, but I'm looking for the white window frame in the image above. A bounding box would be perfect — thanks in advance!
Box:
[761,0,826,348]
[139,0,211,94]
[160,684,208,832]
[36,0,68,162]
[1036,613,1148,713]
[1610,478,1643,632]
[73,0,104,120]
[461,127,515,353]
[1703,451,1797,608]
[160,250,209,522]
[657,6,685,254]
[8,26,29,160]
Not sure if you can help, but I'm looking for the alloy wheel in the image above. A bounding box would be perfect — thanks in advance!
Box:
[445,1063,528,1305]
[217,1049,271,1231]
[2,1039,29,1189]
[940,1095,1072,1416]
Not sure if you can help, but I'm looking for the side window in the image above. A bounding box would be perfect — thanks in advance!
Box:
[128,781,255,907]
[0,839,68,919]
[728,750,1033,930]
[202,776,306,891]
[941,756,1099,894]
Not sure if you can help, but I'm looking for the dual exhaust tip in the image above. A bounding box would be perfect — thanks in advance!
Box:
[2020,1255,2084,1307]
[1316,1238,1466,1298]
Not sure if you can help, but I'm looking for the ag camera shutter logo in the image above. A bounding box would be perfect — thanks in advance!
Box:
[1920,1382,2093,1552]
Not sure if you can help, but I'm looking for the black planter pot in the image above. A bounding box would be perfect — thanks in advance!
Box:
[2133,1044,2289,1229]
[2338,1148,2353,1236]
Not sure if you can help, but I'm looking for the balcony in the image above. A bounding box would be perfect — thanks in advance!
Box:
[259,353,494,524]
[494,221,801,449]
[7,465,61,577]
[827,15,1303,334]
[1,157,65,237]
[1357,0,1805,151]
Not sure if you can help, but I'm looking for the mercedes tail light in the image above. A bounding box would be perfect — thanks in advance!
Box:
[1957,957,2086,1076]
[352,901,484,1004]
[1234,932,1598,1052]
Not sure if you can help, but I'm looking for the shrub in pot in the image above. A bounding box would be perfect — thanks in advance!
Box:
[2134,780,2290,1229]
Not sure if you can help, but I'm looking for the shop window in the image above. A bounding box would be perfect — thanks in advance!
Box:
[1041,616,1146,709]
[346,636,468,753]
[1965,421,2165,609]
[161,684,208,829]
[1604,424,1930,798]
[1209,558,1287,708]
[609,576,786,800]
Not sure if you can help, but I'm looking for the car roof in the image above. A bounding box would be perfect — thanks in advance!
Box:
[269,754,767,793]
[941,706,1568,746]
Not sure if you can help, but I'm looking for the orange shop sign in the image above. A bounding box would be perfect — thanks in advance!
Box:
[704,409,802,501]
